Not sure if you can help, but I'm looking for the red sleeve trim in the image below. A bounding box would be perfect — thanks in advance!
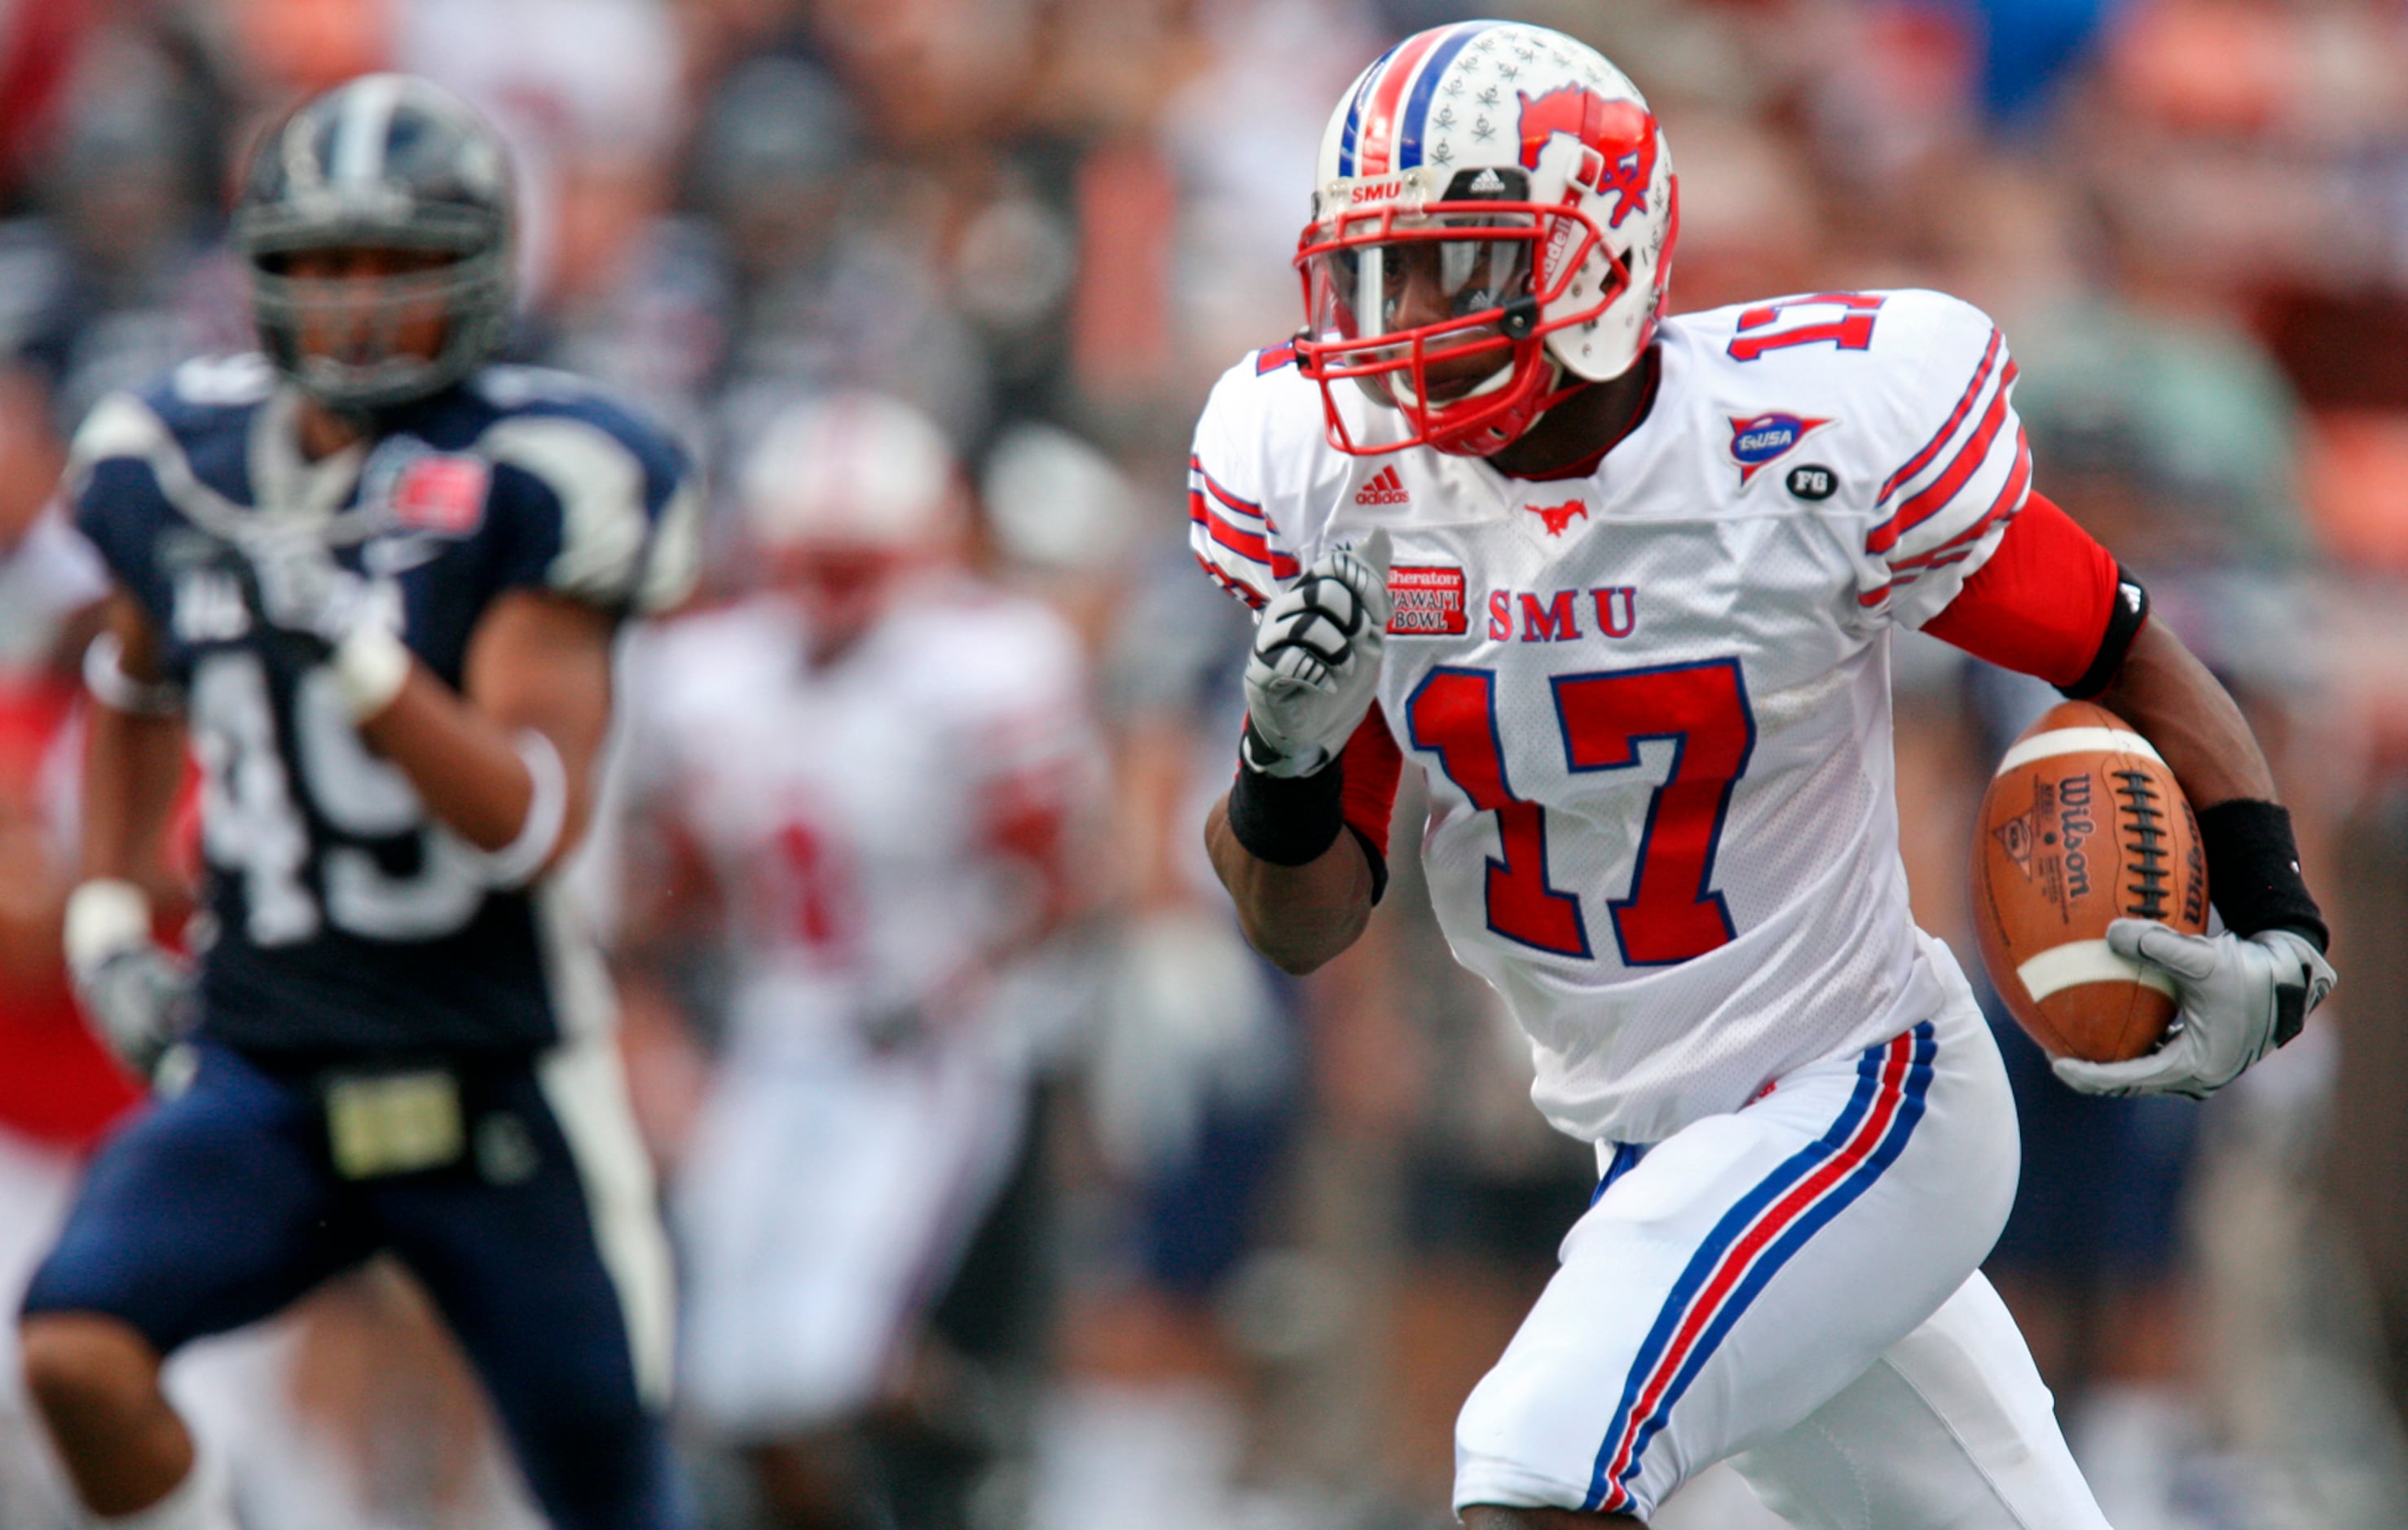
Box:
[1339,703,1402,855]
[1878,328,2004,505]
[1920,492,2118,689]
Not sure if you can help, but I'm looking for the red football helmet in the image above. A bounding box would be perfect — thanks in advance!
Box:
[741,391,964,659]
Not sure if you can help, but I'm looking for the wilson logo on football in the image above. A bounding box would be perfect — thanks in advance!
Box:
[389,454,491,535]
[1354,466,1409,505]
[1387,565,1468,635]
[1728,412,1834,488]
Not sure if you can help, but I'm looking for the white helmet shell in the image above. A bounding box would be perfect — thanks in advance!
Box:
[741,391,961,554]
[1311,20,1677,385]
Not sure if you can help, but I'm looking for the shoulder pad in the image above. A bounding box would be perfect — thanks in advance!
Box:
[163,354,276,411]
[1187,351,1347,609]
[66,389,243,525]
[473,403,699,615]
[1666,291,2030,627]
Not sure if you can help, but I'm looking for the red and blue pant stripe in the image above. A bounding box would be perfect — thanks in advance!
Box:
[1581,1020,1939,1514]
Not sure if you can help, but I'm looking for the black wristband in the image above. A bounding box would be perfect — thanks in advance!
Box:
[1227,726,1346,868]
[1347,824,1390,906]
[2196,798,2327,951]
[2058,565,2150,701]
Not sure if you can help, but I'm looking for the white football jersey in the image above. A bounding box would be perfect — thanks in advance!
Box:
[1192,290,2032,1144]
[622,578,1092,1062]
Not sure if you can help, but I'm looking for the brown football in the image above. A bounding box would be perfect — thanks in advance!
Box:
[1970,701,2209,1063]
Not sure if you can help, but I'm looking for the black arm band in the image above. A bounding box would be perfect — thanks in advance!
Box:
[2196,798,2327,951]
[1347,825,1390,906]
[1227,730,1346,867]
[2058,565,2150,701]
[1227,772,1391,902]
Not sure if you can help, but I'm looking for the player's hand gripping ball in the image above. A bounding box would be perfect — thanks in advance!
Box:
[2054,922,2333,1099]
[1971,701,2208,1066]
[1242,529,1392,777]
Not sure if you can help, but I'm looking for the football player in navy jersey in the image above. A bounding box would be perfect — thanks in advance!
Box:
[16,77,698,1530]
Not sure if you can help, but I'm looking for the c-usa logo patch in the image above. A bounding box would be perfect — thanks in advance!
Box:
[1728,412,1835,490]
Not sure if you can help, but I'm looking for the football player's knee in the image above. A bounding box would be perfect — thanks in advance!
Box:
[1455,1359,1563,1478]
[20,1314,164,1433]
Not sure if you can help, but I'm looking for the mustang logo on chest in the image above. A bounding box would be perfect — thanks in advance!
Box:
[1527,499,1590,538]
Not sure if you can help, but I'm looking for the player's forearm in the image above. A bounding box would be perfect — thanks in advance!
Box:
[357,673,561,855]
[354,591,613,873]
[78,593,187,891]
[2091,618,2276,811]
[1205,795,1374,974]
[78,706,187,891]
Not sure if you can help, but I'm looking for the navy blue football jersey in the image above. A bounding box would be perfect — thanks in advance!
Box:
[68,354,699,1056]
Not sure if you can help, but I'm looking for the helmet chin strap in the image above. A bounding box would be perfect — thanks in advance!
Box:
[1435,354,1575,458]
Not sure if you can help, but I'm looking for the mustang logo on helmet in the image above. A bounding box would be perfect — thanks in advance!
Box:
[1516,86,1657,231]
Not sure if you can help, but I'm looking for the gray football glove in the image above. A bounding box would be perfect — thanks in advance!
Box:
[1242,529,1392,778]
[2053,921,2335,1100]
[64,881,195,1080]
[244,529,394,649]
[244,529,412,716]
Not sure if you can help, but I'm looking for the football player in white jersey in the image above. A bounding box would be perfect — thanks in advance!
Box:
[1192,22,2337,1528]
[613,392,1094,1528]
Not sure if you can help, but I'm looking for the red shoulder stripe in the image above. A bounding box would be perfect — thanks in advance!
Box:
[1866,359,2017,556]
[1888,430,2030,573]
[1877,328,2002,508]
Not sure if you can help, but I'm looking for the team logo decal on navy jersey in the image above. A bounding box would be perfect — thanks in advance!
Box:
[1728,412,1834,489]
[1388,565,1468,635]
[387,452,491,535]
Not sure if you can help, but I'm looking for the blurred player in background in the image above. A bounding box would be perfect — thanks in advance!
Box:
[0,385,139,1530]
[15,74,696,1530]
[1195,20,2336,1528]
[612,391,1095,1530]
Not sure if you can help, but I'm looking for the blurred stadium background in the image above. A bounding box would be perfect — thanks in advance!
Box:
[7,1,2408,1528]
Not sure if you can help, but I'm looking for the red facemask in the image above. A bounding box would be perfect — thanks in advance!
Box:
[1292,198,1625,456]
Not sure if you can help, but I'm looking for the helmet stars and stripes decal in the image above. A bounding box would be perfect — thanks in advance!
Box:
[1582,1022,1938,1515]
[1337,21,1495,178]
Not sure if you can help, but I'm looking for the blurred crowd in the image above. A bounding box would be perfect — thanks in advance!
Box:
[7,1,2408,1528]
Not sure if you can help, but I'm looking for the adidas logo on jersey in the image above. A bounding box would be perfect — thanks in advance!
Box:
[1355,466,1409,505]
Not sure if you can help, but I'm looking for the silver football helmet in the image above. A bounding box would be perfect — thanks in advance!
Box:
[232,74,514,411]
